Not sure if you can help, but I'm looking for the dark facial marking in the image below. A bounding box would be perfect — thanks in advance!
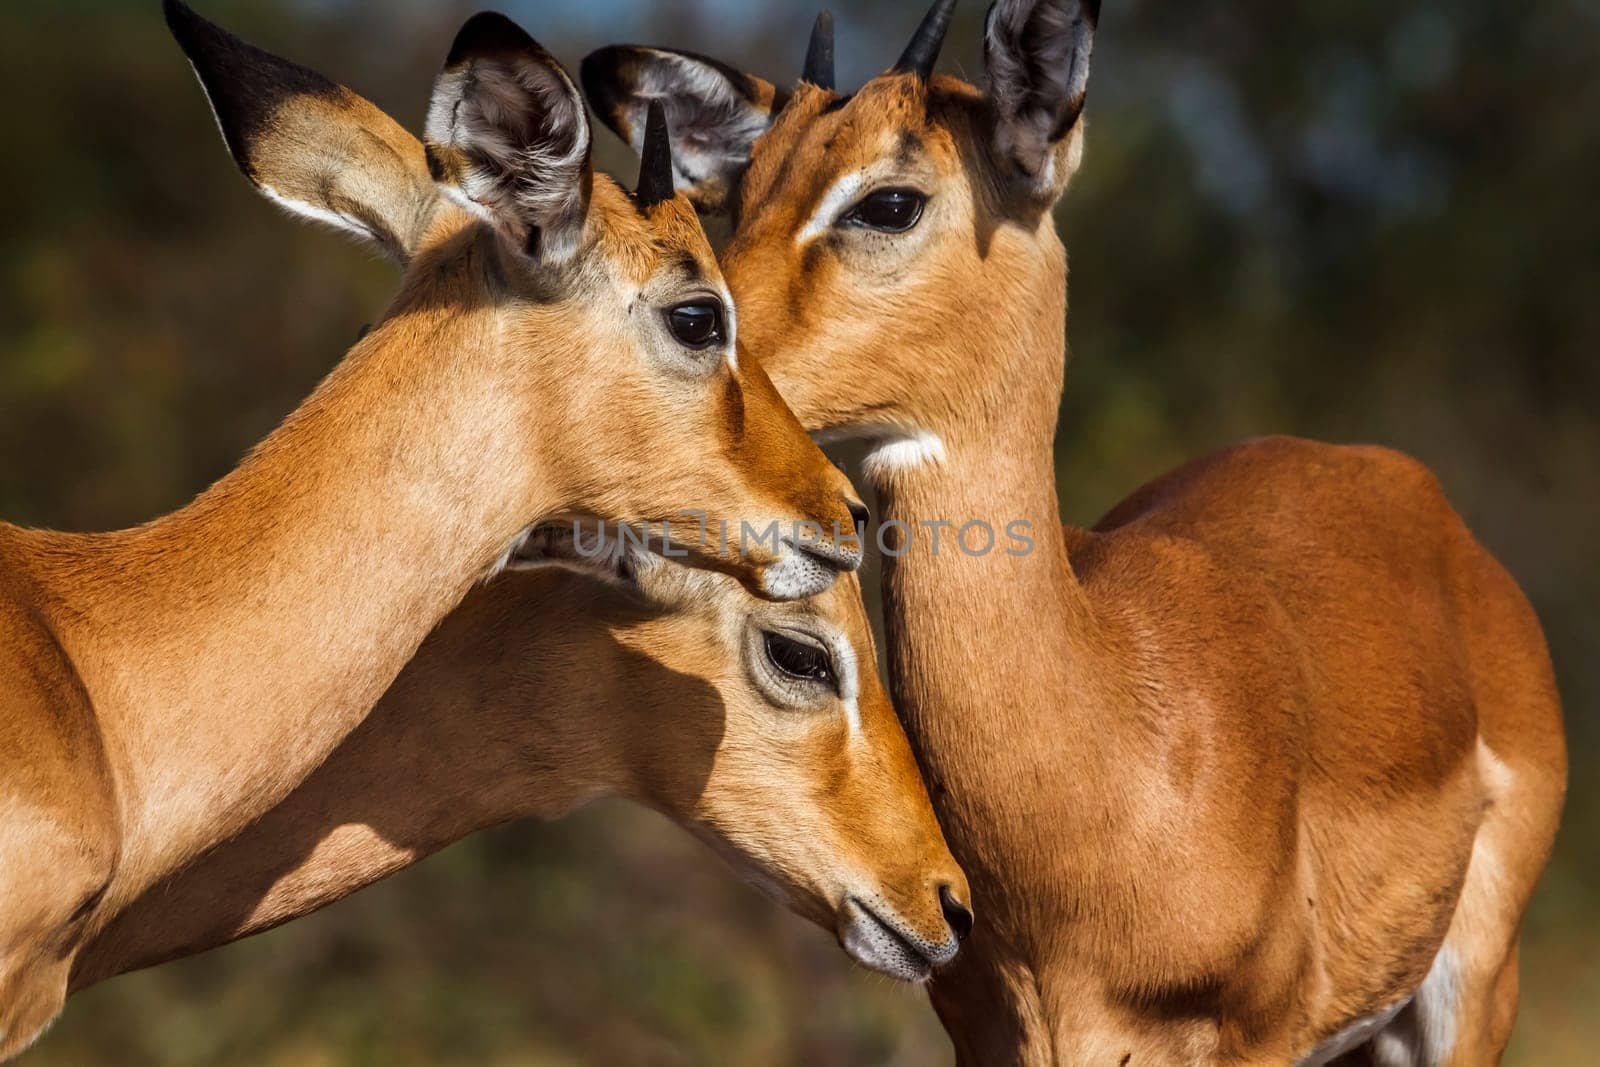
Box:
[896,130,924,167]
[672,252,706,286]
[721,372,746,445]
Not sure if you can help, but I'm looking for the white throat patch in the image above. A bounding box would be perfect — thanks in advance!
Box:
[862,431,947,483]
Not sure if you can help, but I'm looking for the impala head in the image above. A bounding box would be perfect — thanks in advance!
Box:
[498,528,971,980]
[165,1,866,598]
[583,0,1099,453]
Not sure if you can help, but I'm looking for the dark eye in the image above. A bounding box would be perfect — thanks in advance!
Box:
[844,188,926,233]
[764,632,835,686]
[666,301,726,349]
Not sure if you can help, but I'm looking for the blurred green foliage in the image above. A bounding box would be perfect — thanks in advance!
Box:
[4,0,1596,1063]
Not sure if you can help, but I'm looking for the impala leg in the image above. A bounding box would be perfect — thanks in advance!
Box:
[1356,936,1521,1067]
[1481,941,1520,1062]
[0,824,111,1060]
[0,644,119,1059]
[1365,738,1556,1067]
[0,947,70,1061]
[928,942,1055,1067]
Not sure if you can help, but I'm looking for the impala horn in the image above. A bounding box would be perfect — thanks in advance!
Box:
[893,0,956,82]
[634,99,675,209]
[802,11,835,90]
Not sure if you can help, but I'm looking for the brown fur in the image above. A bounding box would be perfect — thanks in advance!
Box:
[0,10,867,1056]
[54,17,1566,1066]
[73,564,968,996]
[701,64,1565,1066]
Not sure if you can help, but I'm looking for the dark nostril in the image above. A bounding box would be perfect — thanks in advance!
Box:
[939,884,974,943]
[846,499,870,536]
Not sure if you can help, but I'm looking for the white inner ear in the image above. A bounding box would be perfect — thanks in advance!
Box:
[185,55,393,251]
[632,52,770,189]
[426,59,592,261]
[496,521,637,586]
[258,183,377,244]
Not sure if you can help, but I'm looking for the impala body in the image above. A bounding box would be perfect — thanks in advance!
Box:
[56,2,1563,1064]
[582,1,1566,1063]
[0,3,870,1055]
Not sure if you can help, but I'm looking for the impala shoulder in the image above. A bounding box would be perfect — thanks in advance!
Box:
[0,558,66,689]
[1336,442,1451,501]
[1079,521,1279,632]
[1236,435,1448,498]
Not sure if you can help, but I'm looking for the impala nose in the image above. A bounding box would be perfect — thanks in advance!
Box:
[846,499,870,536]
[940,884,974,942]
[796,533,862,573]
[787,496,867,574]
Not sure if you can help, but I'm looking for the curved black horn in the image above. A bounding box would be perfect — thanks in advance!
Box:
[635,99,675,209]
[802,10,835,89]
[893,0,956,81]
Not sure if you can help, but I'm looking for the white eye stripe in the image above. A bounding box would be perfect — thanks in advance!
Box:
[720,286,739,370]
[796,171,868,246]
[829,631,862,737]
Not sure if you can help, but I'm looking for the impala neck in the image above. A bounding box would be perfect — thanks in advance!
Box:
[869,232,1128,907]
[71,572,626,989]
[36,234,554,894]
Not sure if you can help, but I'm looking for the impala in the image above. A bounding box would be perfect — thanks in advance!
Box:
[55,3,1564,1062]
[0,3,868,1055]
[75,532,973,998]
[581,1,1568,1063]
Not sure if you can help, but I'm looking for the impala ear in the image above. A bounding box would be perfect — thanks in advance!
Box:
[580,46,782,214]
[163,0,436,262]
[984,0,1100,198]
[503,521,648,593]
[425,13,593,263]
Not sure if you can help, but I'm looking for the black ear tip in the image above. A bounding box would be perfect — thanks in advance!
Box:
[162,0,223,59]
[161,0,340,181]
[580,44,627,72]
[447,11,538,66]
[579,46,628,106]
[161,0,195,33]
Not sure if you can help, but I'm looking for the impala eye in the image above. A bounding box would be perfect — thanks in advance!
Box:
[844,188,925,233]
[666,300,725,349]
[763,631,836,686]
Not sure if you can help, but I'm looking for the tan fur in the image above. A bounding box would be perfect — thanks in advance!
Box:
[52,29,1565,1067]
[708,69,1567,1065]
[246,89,439,259]
[0,18,866,1056]
[73,565,968,994]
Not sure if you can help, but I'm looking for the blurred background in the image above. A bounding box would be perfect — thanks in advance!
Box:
[3,0,1595,1063]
